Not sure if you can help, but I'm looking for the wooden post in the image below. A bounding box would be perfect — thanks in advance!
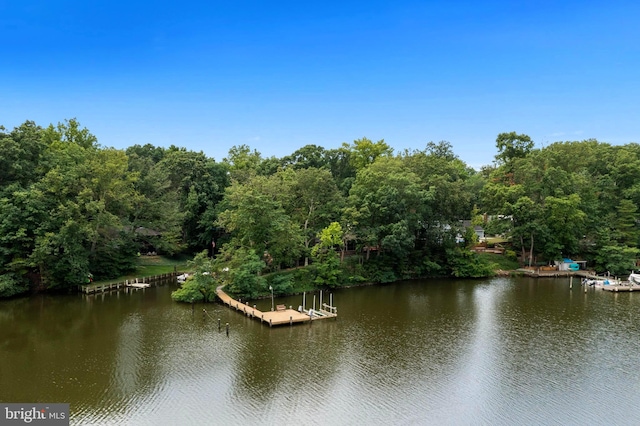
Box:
[313,295,316,311]
[226,323,229,337]
[320,290,323,311]
[570,276,573,289]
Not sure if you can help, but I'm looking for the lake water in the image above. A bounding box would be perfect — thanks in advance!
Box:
[2,277,640,425]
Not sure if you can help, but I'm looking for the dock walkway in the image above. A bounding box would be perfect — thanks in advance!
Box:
[215,286,337,326]
[601,283,640,292]
[79,273,177,294]
[518,269,599,278]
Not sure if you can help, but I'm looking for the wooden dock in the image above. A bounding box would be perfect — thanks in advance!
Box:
[78,273,177,294]
[216,286,337,326]
[127,282,151,289]
[519,269,597,278]
[601,284,640,292]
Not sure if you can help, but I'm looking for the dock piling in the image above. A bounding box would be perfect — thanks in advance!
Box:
[215,285,337,327]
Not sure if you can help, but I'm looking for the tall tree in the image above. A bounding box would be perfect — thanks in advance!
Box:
[311,222,344,288]
[158,148,230,251]
[223,144,263,182]
[281,144,328,170]
[494,132,534,166]
[342,137,393,171]
[216,175,303,269]
[280,167,343,265]
[348,157,431,260]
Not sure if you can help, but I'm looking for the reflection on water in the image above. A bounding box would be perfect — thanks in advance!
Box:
[2,278,640,425]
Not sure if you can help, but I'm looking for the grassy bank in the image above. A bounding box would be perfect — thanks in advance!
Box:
[476,252,520,271]
[92,255,189,285]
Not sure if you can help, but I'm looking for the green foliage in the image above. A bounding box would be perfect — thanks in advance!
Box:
[419,258,444,276]
[217,174,303,269]
[462,226,479,249]
[9,120,640,298]
[543,194,586,259]
[171,279,207,303]
[614,199,639,247]
[282,168,344,264]
[0,273,28,298]
[223,144,263,182]
[495,132,534,165]
[339,257,368,284]
[171,251,217,303]
[477,252,519,271]
[342,137,393,171]
[265,272,294,295]
[282,144,329,170]
[221,248,266,299]
[446,248,497,278]
[157,148,229,251]
[310,222,345,288]
[482,217,511,236]
[313,253,343,288]
[356,256,399,283]
[312,222,343,256]
[348,157,431,259]
[594,245,640,276]
[90,231,139,278]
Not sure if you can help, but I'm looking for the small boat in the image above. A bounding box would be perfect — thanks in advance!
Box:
[177,273,190,283]
[582,277,621,288]
[628,272,640,285]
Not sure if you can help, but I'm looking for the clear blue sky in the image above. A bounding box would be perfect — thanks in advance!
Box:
[2,1,639,169]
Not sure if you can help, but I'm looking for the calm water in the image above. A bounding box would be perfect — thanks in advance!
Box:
[2,277,640,425]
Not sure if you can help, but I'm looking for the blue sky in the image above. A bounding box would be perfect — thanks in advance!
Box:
[1,1,639,169]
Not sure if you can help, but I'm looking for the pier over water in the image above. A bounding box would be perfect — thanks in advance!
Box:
[215,286,337,326]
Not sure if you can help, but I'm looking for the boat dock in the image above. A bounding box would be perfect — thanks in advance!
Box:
[519,269,598,278]
[601,283,640,292]
[216,286,337,326]
[78,273,177,294]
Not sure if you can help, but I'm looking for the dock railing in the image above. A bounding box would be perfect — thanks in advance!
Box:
[78,272,178,294]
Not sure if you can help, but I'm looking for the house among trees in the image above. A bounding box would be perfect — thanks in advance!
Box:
[460,220,485,241]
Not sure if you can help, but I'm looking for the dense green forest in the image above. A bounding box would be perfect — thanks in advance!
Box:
[1,120,639,299]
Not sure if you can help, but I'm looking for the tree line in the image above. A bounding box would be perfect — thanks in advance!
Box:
[1,120,639,299]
